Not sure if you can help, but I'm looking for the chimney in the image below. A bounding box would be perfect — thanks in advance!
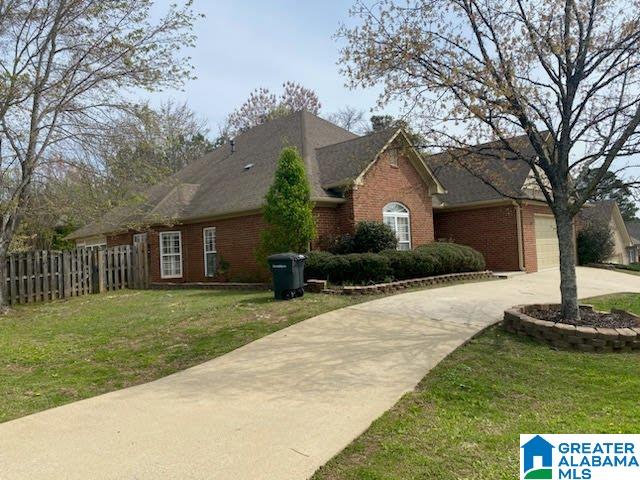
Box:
[230,139,236,154]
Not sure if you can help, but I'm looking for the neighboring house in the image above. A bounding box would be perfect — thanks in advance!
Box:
[625,220,640,264]
[426,136,559,272]
[577,200,634,265]
[68,111,445,283]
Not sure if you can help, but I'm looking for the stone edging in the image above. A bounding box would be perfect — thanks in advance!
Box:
[503,304,640,353]
[151,282,270,291]
[306,271,496,295]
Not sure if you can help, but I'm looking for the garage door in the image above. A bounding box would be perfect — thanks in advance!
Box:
[534,214,560,269]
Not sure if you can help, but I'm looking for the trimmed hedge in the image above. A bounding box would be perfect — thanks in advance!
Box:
[305,242,486,285]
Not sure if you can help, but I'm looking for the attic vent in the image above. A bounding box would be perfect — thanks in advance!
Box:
[244,163,254,170]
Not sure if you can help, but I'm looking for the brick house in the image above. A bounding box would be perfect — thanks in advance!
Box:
[68,111,567,281]
[426,136,560,272]
[68,111,445,282]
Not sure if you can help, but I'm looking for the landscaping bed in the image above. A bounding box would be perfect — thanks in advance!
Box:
[526,304,639,328]
[305,242,486,285]
[308,270,496,295]
[503,302,640,352]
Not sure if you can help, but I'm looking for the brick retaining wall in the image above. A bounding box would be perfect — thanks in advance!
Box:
[312,271,496,295]
[503,304,640,352]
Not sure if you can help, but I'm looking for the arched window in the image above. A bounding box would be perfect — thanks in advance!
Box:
[383,202,411,250]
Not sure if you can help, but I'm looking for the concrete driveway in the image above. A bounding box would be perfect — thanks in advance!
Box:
[0,267,638,480]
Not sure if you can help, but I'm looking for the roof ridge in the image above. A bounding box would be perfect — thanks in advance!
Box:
[315,127,398,151]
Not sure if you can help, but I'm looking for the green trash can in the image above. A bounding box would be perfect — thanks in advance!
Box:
[267,253,306,300]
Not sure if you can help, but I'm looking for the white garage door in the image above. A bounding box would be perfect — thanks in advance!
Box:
[535,214,560,269]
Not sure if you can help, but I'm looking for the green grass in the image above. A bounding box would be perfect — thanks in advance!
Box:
[313,293,640,480]
[0,289,369,423]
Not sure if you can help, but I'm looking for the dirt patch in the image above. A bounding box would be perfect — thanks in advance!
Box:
[527,305,639,328]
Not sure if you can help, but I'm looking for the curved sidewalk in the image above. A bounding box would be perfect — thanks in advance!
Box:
[1,267,638,479]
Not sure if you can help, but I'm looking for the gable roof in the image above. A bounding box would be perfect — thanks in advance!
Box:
[578,200,616,225]
[425,134,542,206]
[317,128,398,188]
[68,111,442,240]
[625,220,640,245]
[579,200,633,246]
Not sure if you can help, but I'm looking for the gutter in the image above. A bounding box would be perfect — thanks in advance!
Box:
[513,201,526,272]
[66,197,347,241]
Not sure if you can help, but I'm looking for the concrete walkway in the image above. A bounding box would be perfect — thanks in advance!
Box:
[1,267,638,480]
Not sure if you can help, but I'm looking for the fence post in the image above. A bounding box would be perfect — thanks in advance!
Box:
[97,249,106,293]
[9,254,17,305]
[63,251,71,298]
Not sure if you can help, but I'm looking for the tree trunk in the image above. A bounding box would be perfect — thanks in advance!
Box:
[555,211,580,321]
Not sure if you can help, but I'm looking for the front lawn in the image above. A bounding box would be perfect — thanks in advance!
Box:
[313,293,640,480]
[0,289,365,423]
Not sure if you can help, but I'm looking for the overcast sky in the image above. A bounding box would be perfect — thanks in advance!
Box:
[148,0,392,133]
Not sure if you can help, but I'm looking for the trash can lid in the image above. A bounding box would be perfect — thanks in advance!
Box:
[267,252,306,261]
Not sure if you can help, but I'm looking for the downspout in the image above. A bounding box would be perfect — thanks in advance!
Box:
[513,201,526,271]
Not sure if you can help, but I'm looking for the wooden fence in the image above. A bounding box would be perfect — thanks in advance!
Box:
[3,242,149,305]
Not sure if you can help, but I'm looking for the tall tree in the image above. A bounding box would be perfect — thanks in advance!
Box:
[578,170,638,221]
[224,82,321,137]
[11,101,213,252]
[257,147,316,261]
[102,101,213,196]
[339,0,640,320]
[0,0,199,306]
[327,106,367,133]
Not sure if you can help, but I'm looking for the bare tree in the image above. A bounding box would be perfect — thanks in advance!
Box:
[327,106,367,133]
[225,81,321,136]
[10,100,213,253]
[0,0,199,306]
[100,100,213,190]
[339,0,640,320]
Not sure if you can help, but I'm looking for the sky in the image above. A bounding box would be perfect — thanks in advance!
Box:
[147,0,391,132]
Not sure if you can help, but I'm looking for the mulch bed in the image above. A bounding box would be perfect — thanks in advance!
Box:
[527,305,639,329]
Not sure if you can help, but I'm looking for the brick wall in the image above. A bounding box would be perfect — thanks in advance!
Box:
[434,204,521,271]
[349,150,435,247]
[107,214,270,283]
[103,145,439,282]
[313,206,342,250]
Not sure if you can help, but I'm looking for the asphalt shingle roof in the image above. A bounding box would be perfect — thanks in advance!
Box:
[316,128,397,187]
[425,134,540,206]
[625,220,640,244]
[578,200,617,226]
[68,111,398,240]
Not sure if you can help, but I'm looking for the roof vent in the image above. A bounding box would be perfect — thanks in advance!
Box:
[230,139,236,154]
[244,163,254,170]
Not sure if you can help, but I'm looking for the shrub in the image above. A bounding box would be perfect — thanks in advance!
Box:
[305,242,485,284]
[328,221,397,254]
[353,221,398,252]
[305,251,392,284]
[577,221,615,264]
[327,233,355,254]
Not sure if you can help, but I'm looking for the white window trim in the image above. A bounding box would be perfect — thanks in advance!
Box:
[159,231,183,279]
[383,202,412,250]
[133,233,147,244]
[203,227,217,277]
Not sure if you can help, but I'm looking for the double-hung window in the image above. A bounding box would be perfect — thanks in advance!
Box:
[383,202,411,250]
[203,227,217,277]
[159,231,182,279]
[133,233,147,245]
